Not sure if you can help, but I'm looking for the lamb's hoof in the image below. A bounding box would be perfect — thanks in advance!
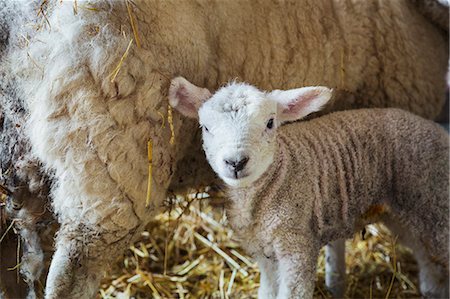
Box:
[326,284,345,299]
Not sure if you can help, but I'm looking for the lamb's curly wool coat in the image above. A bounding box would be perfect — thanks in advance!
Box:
[225,108,449,299]
[0,0,448,298]
[168,78,449,299]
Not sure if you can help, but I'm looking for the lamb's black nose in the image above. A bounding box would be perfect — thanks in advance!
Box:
[225,156,249,172]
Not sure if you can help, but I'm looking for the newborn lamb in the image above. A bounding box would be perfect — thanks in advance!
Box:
[168,77,449,299]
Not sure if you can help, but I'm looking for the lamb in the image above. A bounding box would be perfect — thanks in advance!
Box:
[1,0,448,297]
[168,77,449,299]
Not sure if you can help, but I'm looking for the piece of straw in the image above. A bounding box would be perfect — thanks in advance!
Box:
[16,236,20,282]
[37,0,51,29]
[109,39,133,83]
[176,255,203,276]
[226,269,237,296]
[0,184,11,196]
[0,219,15,244]
[340,49,345,88]
[194,232,248,277]
[384,236,398,299]
[73,0,78,15]
[219,269,225,299]
[125,0,141,48]
[167,104,175,145]
[145,139,153,207]
[157,111,166,129]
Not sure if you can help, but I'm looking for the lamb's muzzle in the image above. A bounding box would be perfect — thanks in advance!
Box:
[224,155,250,179]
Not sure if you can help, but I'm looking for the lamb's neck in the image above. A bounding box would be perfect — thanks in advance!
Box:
[226,138,289,229]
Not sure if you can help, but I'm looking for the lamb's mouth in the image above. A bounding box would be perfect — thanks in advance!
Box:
[222,171,249,181]
[232,170,249,180]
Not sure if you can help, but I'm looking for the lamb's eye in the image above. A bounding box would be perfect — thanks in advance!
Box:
[266,118,274,129]
[202,125,209,133]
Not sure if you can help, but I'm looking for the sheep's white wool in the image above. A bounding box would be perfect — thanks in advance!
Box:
[7,2,192,297]
[11,2,182,229]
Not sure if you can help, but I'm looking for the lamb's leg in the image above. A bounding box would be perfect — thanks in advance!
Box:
[256,256,279,299]
[382,214,449,298]
[325,238,346,298]
[275,234,319,299]
[415,250,449,299]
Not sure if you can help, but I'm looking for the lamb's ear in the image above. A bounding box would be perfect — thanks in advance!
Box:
[168,77,211,119]
[268,87,332,122]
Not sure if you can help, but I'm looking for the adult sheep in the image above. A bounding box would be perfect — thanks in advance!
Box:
[1,0,448,298]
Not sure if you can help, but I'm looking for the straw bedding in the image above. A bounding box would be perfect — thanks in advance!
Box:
[1,174,421,298]
[98,191,420,299]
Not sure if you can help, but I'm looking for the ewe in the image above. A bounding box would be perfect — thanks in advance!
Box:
[169,77,449,299]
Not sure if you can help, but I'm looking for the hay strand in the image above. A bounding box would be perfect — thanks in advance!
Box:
[73,0,78,15]
[125,0,141,48]
[16,236,20,283]
[109,39,133,83]
[0,219,15,244]
[0,184,11,196]
[340,49,345,89]
[167,104,175,145]
[145,140,153,207]
[385,236,398,299]
[193,232,249,277]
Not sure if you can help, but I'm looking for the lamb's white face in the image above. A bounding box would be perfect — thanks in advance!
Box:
[198,84,277,187]
[168,77,332,188]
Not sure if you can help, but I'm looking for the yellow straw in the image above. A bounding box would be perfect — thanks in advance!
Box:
[167,104,175,145]
[146,139,153,207]
[109,39,133,83]
[126,0,141,48]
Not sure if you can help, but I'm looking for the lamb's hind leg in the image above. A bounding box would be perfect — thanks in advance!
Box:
[382,214,449,298]
[325,238,346,298]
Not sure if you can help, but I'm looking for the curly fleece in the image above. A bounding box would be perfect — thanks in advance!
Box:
[226,108,449,298]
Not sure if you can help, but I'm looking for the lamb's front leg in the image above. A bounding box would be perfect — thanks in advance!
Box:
[257,255,279,299]
[275,234,320,299]
[325,238,346,297]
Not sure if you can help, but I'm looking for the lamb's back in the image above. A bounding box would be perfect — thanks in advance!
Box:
[277,108,448,241]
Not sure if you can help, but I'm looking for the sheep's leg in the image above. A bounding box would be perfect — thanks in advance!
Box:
[324,238,346,298]
[256,256,279,299]
[0,232,29,299]
[45,225,101,299]
[18,227,44,299]
[275,234,319,299]
[2,184,53,299]
[382,214,449,298]
[44,222,140,299]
